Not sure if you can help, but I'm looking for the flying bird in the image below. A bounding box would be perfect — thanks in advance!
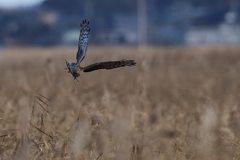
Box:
[65,19,136,82]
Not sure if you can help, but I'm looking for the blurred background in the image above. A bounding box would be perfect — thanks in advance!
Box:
[0,0,239,47]
[2,1,240,159]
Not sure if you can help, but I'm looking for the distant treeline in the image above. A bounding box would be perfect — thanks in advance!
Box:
[0,0,238,46]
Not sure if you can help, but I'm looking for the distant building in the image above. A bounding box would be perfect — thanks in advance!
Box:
[109,14,138,44]
[38,11,58,26]
[62,29,79,46]
[185,11,240,45]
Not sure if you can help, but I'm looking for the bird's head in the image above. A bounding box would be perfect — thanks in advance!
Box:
[65,59,72,71]
[65,59,70,67]
[65,59,72,74]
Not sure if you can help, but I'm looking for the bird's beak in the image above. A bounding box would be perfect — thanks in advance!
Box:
[65,59,69,65]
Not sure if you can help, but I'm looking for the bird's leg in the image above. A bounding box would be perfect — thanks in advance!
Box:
[65,67,71,73]
[65,68,70,73]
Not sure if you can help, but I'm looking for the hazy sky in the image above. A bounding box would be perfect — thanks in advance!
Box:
[0,0,44,8]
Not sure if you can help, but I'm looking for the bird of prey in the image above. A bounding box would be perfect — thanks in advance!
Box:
[65,19,136,82]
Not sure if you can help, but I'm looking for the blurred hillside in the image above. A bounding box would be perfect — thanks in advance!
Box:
[0,0,239,47]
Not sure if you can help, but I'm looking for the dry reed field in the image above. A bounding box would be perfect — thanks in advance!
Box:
[1,46,240,160]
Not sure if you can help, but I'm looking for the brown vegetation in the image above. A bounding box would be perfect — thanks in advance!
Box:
[0,46,240,159]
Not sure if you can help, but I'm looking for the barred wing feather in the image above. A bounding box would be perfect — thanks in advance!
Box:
[83,60,136,72]
[76,19,90,65]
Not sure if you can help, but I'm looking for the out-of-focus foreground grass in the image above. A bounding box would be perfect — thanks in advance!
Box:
[0,46,240,160]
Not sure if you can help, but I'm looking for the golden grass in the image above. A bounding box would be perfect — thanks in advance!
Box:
[1,46,240,159]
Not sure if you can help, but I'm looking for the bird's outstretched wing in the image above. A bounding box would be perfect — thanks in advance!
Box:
[76,19,90,65]
[83,60,136,72]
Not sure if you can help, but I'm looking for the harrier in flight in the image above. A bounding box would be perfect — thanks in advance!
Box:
[65,19,136,82]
